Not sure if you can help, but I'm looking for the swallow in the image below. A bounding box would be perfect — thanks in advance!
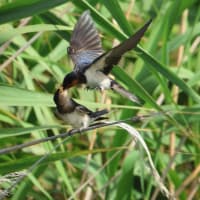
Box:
[64,11,152,104]
[53,86,108,131]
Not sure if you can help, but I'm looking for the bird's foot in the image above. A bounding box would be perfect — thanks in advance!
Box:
[86,86,90,91]
[94,86,104,92]
[85,86,104,91]
[86,86,95,91]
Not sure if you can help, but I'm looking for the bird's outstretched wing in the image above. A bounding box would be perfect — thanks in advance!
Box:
[68,10,103,71]
[88,19,152,75]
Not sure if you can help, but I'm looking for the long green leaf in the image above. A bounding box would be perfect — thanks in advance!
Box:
[0,85,138,110]
[0,85,52,106]
[0,126,61,139]
[137,47,200,103]
[0,147,125,174]
[0,24,71,44]
[102,0,133,35]
[112,67,160,110]
[0,0,68,24]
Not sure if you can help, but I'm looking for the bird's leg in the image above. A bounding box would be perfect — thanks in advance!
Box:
[94,86,104,92]
[100,87,104,93]
[86,86,90,91]
[86,86,96,91]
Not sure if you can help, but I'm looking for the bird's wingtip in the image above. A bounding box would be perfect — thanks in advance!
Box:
[144,18,153,28]
[82,10,91,16]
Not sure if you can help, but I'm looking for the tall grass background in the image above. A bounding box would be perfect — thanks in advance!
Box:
[0,0,200,199]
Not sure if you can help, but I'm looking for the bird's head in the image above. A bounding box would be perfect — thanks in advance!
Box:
[62,71,80,89]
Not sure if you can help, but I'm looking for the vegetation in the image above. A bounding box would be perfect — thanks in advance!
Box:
[0,0,200,199]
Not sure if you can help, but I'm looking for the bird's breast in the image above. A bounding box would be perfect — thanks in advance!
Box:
[57,110,91,129]
[84,69,111,90]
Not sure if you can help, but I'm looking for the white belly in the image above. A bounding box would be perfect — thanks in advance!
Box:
[57,110,91,129]
[85,69,111,90]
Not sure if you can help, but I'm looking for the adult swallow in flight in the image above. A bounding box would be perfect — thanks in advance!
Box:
[53,86,108,130]
[64,11,152,104]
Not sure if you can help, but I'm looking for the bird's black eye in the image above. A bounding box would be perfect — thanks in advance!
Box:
[67,46,74,54]
[67,47,71,54]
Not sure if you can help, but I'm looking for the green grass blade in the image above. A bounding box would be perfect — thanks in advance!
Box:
[0,0,69,24]
[0,126,60,139]
[137,47,200,103]
[102,0,133,35]
[0,85,52,106]
[0,24,71,44]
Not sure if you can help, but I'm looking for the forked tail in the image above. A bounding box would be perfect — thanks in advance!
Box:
[111,80,141,104]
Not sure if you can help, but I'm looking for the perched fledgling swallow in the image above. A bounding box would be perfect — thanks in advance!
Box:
[64,11,152,104]
[53,86,108,130]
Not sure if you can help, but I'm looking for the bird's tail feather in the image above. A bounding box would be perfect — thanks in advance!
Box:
[111,81,141,104]
[90,109,109,121]
[111,19,152,57]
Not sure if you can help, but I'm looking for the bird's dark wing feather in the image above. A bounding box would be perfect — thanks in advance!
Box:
[89,109,109,118]
[68,10,103,71]
[74,100,108,120]
[89,19,152,75]
[73,99,92,115]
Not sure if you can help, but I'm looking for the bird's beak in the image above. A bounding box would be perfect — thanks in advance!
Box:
[62,72,80,89]
[67,79,79,88]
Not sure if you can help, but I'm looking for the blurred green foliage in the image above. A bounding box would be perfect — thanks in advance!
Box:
[0,0,200,199]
